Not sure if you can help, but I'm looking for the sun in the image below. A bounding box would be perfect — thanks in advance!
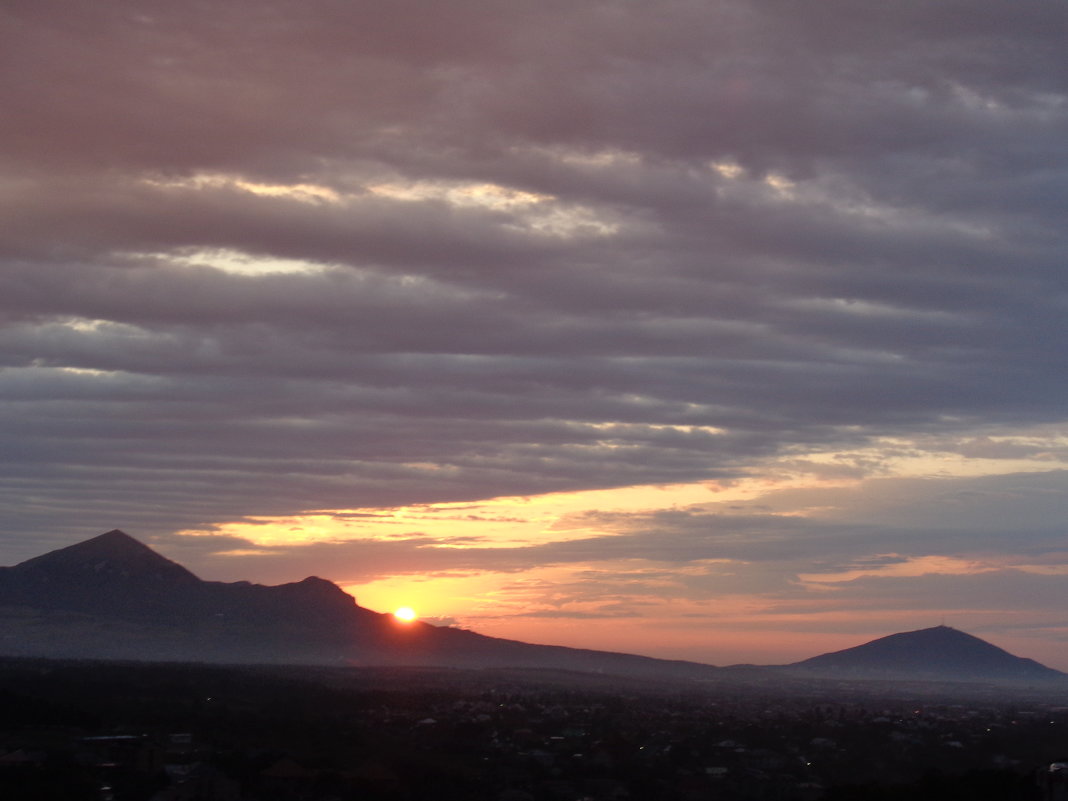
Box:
[393,606,417,623]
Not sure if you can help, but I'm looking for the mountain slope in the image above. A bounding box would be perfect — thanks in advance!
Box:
[0,530,373,635]
[11,529,199,586]
[0,531,726,679]
[0,529,200,616]
[787,625,1065,683]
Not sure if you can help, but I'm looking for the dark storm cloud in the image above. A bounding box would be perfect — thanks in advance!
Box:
[1,0,1067,558]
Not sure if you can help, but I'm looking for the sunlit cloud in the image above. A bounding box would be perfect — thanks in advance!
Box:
[798,554,996,586]
[547,147,644,169]
[368,178,620,238]
[143,173,342,204]
[169,247,330,276]
[51,366,117,378]
[175,469,848,552]
[708,160,745,180]
[367,180,551,209]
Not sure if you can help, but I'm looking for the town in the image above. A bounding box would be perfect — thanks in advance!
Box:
[2,658,1066,800]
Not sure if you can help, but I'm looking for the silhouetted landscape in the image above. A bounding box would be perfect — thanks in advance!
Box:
[2,532,1068,799]
[8,1,1068,797]
[2,657,1068,800]
[0,531,734,679]
[2,532,1064,686]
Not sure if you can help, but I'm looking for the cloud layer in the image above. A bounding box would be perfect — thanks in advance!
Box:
[2,1,1067,664]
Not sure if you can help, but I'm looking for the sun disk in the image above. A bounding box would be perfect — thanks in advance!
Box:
[393,606,417,623]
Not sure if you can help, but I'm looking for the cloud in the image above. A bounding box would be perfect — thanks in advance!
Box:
[142,469,1068,615]
[1,2,1068,663]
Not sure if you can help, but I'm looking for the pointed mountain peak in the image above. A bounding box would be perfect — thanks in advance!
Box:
[14,530,201,585]
[84,529,151,554]
[98,528,138,542]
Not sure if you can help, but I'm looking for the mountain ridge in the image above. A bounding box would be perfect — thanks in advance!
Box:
[0,531,1063,684]
[0,531,729,679]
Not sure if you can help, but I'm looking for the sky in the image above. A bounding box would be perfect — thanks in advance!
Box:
[3,0,1068,669]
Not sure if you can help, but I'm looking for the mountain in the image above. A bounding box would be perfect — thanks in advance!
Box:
[2,533,1063,685]
[0,531,727,680]
[0,530,373,633]
[1,529,199,617]
[11,528,199,586]
[786,625,1065,683]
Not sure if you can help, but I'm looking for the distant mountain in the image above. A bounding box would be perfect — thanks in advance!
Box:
[3,533,1064,685]
[0,530,374,634]
[786,625,1065,683]
[0,531,727,680]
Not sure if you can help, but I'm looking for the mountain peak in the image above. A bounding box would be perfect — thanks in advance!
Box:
[275,575,357,605]
[13,529,201,586]
[789,625,1064,682]
[98,528,139,543]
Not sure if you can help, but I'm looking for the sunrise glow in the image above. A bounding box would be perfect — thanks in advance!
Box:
[5,0,1068,675]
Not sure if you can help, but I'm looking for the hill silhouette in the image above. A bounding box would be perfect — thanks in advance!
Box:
[0,531,726,679]
[1,532,1063,685]
[787,625,1064,682]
